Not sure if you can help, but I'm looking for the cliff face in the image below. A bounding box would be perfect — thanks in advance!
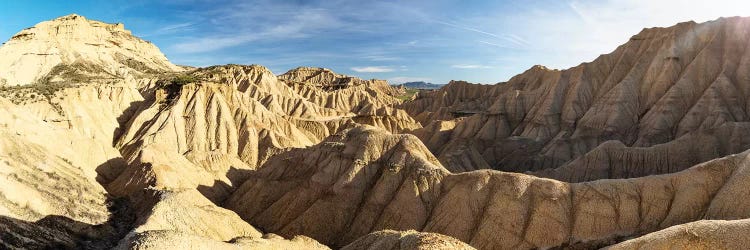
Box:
[0,14,181,86]
[404,17,750,180]
[8,13,750,250]
[225,125,750,249]
[0,96,130,248]
[111,65,421,202]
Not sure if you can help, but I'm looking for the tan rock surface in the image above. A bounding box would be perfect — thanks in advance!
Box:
[0,97,130,248]
[0,14,181,86]
[226,125,750,249]
[403,17,750,183]
[112,65,421,201]
[605,219,750,250]
[117,231,330,250]
[342,230,476,250]
[8,13,750,250]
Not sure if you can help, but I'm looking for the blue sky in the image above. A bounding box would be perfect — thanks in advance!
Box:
[2,0,750,84]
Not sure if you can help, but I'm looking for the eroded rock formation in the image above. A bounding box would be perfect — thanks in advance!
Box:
[0,14,181,86]
[5,13,750,250]
[227,125,750,249]
[342,230,476,250]
[404,17,750,182]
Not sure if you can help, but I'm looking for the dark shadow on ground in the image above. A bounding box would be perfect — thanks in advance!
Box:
[112,100,146,146]
[0,197,134,250]
[94,157,128,187]
[197,167,254,204]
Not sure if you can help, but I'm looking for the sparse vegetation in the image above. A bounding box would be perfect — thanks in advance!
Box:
[395,88,420,101]
[0,81,74,103]
[156,73,201,104]
[117,53,162,75]
[0,64,94,114]
[171,74,198,85]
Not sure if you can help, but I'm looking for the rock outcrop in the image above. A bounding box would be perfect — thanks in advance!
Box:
[0,97,130,248]
[0,14,181,86]
[605,219,750,249]
[342,230,475,250]
[226,125,750,249]
[404,17,750,182]
[8,13,750,250]
[112,65,421,202]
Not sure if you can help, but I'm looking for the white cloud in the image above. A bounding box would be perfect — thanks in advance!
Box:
[388,76,432,84]
[452,64,493,69]
[350,66,395,73]
[478,40,513,49]
[434,19,528,48]
[500,0,750,70]
[172,34,256,53]
[171,7,340,53]
[362,55,401,61]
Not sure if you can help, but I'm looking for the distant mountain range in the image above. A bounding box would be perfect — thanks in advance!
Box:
[394,81,445,89]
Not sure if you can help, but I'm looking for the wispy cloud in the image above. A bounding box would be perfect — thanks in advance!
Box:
[567,1,593,24]
[433,20,504,39]
[351,66,395,73]
[114,0,750,86]
[159,22,194,32]
[171,7,340,53]
[172,34,256,53]
[141,22,195,37]
[362,55,401,61]
[478,40,513,49]
[434,19,529,48]
[452,64,493,69]
[388,76,432,84]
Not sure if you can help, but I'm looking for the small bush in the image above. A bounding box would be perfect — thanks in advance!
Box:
[171,75,198,85]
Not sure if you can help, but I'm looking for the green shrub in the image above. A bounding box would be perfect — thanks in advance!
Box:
[171,75,198,85]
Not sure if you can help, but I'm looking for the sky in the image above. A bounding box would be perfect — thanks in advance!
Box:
[2,0,750,84]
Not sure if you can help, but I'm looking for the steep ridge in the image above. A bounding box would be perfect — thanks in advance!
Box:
[226,125,750,249]
[0,13,175,146]
[0,73,335,250]
[0,15,332,249]
[112,64,421,201]
[0,14,181,86]
[605,219,750,249]
[403,17,750,180]
[112,188,332,250]
[279,66,402,97]
[342,230,476,250]
[9,13,750,250]
[279,67,420,133]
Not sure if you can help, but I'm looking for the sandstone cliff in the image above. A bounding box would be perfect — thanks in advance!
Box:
[0,97,129,248]
[404,17,750,182]
[0,14,181,86]
[8,13,750,250]
[226,125,750,249]
[112,65,420,202]
[342,230,476,250]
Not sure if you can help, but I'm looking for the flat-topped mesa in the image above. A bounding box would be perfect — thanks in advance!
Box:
[0,14,182,86]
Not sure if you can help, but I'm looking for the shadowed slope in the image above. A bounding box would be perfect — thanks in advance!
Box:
[404,17,750,181]
[226,125,750,249]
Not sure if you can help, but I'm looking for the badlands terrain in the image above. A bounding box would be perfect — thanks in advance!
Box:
[2,13,750,249]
